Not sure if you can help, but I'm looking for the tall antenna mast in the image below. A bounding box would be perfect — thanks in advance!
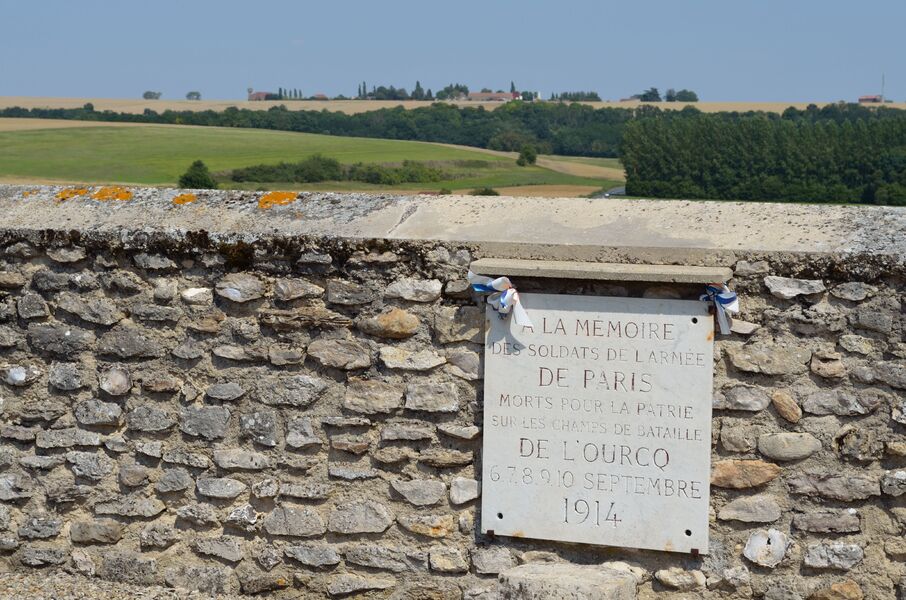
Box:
[881,73,885,102]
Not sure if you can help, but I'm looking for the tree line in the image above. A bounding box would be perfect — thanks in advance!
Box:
[621,104,906,205]
[0,101,633,157]
[6,100,906,203]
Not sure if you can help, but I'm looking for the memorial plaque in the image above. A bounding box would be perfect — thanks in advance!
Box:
[481,293,713,553]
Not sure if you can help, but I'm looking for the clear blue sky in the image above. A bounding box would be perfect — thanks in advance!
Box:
[1,0,903,102]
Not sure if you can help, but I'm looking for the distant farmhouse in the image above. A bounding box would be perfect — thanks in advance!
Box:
[248,90,274,101]
[858,95,883,104]
[467,92,519,102]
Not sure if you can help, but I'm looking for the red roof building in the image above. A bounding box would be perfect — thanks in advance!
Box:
[247,91,272,101]
[858,95,883,104]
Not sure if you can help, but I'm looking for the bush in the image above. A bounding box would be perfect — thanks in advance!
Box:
[516,144,537,166]
[178,160,217,189]
[438,188,452,194]
[471,187,499,196]
[232,154,343,183]
[232,156,445,185]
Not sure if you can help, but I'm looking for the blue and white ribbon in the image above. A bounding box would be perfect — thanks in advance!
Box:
[467,271,533,328]
[700,283,740,335]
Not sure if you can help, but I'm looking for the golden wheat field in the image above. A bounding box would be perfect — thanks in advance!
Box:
[3,96,903,115]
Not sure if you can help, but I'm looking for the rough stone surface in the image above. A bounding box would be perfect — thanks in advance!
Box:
[803,544,864,570]
[307,337,371,369]
[0,195,901,599]
[344,378,404,414]
[711,460,782,488]
[391,479,446,506]
[718,495,782,523]
[497,563,638,599]
[743,529,790,567]
[262,505,326,537]
[758,432,822,461]
[405,380,460,413]
[357,308,420,339]
[328,500,394,534]
[764,276,826,299]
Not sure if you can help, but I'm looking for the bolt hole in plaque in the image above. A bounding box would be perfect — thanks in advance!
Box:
[685,529,692,537]
[691,317,698,324]
[497,513,504,519]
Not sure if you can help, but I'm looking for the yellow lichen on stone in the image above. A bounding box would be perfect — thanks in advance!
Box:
[56,187,89,200]
[173,193,198,205]
[258,191,298,210]
[92,186,133,201]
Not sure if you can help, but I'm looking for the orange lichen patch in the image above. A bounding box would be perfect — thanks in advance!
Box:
[21,190,35,198]
[56,187,89,200]
[92,186,133,201]
[258,191,298,210]
[172,192,198,205]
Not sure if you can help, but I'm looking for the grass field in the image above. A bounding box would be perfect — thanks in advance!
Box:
[0,119,620,195]
[3,96,903,115]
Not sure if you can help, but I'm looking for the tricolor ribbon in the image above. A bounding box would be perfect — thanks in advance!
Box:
[700,283,739,335]
[467,271,533,328]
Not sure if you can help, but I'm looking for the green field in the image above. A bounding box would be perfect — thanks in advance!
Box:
[0,122,620,194]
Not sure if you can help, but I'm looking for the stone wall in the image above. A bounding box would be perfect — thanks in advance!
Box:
[0,187,903,599]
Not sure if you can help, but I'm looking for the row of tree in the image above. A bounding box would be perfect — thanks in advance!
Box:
[143,91,201,100]
[621,107,906,205]
[634,88,699,102]
[550,91,602,101]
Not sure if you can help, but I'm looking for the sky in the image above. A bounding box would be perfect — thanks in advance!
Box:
[1,0,903,103]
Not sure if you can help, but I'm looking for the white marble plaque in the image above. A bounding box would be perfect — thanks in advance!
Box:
[481,293,713,553]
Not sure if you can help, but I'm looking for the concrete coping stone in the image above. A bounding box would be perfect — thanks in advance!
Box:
[470,258,733,283]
